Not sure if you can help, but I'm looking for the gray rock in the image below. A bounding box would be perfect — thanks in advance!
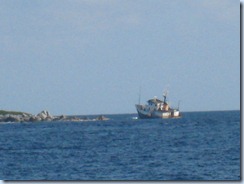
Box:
[96,115,109,121]
[66,116,81,122]
[81,116,90,121]
[45,117,53,121]
[29,116,38,122]
[22,113,30,118]
[60,115,66,119]
[5,115,21,122]
[22,116,31,122]
[53,115,66,121]
[36,110,53,121]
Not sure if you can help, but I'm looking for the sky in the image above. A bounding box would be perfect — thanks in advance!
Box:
[0,0,240,115]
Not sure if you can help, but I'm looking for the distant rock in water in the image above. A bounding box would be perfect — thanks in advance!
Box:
[81,116,90,121]
[0,110,109,123]
[96,115,109,121]
[53,115,81,122]
[53,115,66,121]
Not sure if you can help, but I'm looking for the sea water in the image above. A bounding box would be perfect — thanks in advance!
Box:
[0,111,240,180]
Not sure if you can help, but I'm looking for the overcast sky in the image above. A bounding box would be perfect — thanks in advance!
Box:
[0,0,240,115]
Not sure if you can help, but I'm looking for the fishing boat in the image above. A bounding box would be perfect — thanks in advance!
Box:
[135,91,181,119]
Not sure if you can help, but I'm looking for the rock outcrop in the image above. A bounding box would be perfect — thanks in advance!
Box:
[36,110,53,120]
[0,110,109,123]
[96,115,109,121]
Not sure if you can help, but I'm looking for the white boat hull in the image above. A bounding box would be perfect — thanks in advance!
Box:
[136,104,180,119]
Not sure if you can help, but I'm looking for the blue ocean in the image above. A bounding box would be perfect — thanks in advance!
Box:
[0,111,240,180]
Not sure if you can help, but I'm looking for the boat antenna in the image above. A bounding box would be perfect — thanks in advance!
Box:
[138,86,141,105]
[163,90,168,104]
[177,100,181,110]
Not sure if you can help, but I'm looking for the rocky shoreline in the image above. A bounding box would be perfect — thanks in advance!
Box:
[0,110,109,123]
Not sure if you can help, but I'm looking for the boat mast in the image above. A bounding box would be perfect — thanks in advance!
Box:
[163,90,168,104]
[177,100,181,110]
[138,86,141,105]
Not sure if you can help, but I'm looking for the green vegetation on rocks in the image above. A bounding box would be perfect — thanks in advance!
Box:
[0,110,31,116]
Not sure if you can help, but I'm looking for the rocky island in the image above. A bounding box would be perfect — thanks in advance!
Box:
[0,110,109,123]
